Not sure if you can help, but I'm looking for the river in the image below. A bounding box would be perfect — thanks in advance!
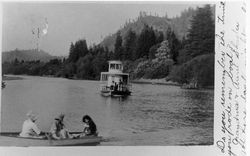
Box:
[1,75,214,145]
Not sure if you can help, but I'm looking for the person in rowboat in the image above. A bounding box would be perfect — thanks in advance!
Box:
[49,114,72,139]
[19,111,43,138]
[81,115,97,136]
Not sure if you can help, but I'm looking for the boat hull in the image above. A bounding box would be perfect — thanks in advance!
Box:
[101,90,131,97]
[0,132,102,146]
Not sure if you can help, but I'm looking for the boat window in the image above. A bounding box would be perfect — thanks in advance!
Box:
[110,64,115,69]
[102,74,108,81]
[115,64,119,70]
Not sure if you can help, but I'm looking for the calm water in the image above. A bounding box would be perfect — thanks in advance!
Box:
[1,76,214,145]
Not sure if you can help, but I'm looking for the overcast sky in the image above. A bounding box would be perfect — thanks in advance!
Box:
[2,2,208,56]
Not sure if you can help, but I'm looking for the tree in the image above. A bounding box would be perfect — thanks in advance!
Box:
[185,5,215,58]
[165,27,181,64]
[170,5,215,87]
[114,31,123,60]
[170,54,214,87]
[156,31,164,44]
[68,39,89,63]
[76,54,94,79]
[13,58,19,65]
[135,24,156,59]
[74,39,89,59]
[154,40,171,62]
[148,43,161,60]
[123,29,136,60]
[68,42,76,63]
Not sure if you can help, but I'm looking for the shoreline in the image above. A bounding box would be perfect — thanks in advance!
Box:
[131,78,180,86]
[2,75,24,81]
[2,75,214,89]
[131,78,214,90]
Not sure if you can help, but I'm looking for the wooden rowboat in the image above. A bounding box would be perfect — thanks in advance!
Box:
[0,132,102,146]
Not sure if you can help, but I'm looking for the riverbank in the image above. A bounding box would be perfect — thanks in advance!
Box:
[131,78,180,86]
[2,75,24,81]
[131,78,214,90]
[2,75,214,90]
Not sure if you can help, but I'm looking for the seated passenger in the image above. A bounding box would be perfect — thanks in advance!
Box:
[19,111,43,138]
[119,79,123,91]
[49,114,72,139]
[81,115,97,136]
[114,83,118,91]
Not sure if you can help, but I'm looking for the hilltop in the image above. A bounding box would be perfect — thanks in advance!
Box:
[99,8,196,51]
[2,49,61,63]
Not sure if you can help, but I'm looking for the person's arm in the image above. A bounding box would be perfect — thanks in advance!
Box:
[52,133,60,139]
[50,123,60,139]
[31,123,41,136]
[89,122,97,135]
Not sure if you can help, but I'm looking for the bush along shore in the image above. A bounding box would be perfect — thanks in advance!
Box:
[2,5,214,89]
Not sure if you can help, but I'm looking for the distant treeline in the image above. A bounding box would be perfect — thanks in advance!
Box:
[2,5,214,87]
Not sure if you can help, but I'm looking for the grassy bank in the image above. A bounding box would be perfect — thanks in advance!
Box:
[2,75,24,81]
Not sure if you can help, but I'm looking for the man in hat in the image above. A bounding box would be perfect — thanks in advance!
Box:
[49,114,72,139]
[19,110,42,138]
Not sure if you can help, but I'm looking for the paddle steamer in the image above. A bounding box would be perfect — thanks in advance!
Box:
[100,60,131,97]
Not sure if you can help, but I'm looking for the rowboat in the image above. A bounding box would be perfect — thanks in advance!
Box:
[0,132,102,146]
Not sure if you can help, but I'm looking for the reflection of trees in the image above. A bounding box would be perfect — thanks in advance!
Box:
[179,90,214,127]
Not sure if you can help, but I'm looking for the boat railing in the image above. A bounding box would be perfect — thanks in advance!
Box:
[100,83,132,92]
[100,84,110,92]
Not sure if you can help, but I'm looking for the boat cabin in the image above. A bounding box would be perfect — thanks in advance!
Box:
[108,60,123,73]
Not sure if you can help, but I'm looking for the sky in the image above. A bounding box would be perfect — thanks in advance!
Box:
[2,2,208,56]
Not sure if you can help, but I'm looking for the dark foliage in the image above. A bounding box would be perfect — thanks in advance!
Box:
[123,29,137,60]
[135,24,156,59]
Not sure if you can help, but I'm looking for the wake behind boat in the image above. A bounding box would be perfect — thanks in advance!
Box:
[100,60,131,97]
[0,132,102,146]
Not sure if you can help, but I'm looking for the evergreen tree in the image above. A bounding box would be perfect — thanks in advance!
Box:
[135,24,156,59]
[123,29,136,60]
[13,58,19,65]
[166,27,181,64]
[156,31,164,44]
[171,5,215,87]
[68,39,88,63]
[68,42,76,63]
[76,54,94,79]
[74,39,88,59]
[148,43,161,60]
[114,31,123,60]
[185,5,215,58]
[92,46,109,79]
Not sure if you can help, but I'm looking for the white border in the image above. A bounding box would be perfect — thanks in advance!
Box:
[0,1,248,156]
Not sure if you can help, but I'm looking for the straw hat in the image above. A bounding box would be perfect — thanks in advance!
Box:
[26,110,38,121]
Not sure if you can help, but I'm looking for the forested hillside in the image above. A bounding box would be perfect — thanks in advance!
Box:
[100,8,197,51]
[3,5,215,88]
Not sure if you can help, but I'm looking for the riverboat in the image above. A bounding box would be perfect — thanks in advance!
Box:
[100,60,131,97]
[0,132,102,146]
